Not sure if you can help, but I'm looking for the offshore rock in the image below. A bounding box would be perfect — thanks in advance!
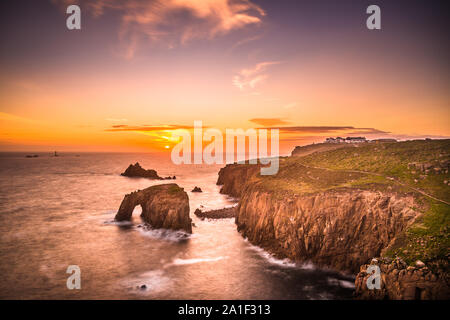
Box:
[194,207,236,219]
[121,162,163,179]
[115,184,192,233]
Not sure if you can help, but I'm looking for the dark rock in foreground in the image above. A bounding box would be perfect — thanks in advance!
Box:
[115,183,192,233]
[355,258,449,300]
[194,207,236,219]
[121,162,168,179]
[191,186,202,193]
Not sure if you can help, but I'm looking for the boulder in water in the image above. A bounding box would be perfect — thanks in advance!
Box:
[194,207,236,219]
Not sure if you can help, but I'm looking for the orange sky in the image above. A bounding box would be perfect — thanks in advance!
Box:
[0,0,449,154]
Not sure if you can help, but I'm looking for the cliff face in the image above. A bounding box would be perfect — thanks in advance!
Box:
[115,183,192,233]
[217,164,260,198]
[235,187,418,273]
[216,140,450,299]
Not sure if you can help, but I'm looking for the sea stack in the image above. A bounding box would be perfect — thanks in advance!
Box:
[121,162,163,179]
[115,183,192,233]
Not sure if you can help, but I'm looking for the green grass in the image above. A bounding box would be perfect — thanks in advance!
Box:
[383,201,450,271]
[297,139,450,201]
[168,184,183,195]
[251,139,450,267]
[147,183,184,195]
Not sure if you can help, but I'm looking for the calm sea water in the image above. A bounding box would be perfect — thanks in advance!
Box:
[0,152,354,299]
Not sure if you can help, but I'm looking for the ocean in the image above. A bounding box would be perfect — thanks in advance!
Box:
[0,152,354,299]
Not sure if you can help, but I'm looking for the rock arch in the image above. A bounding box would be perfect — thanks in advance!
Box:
[115,184,192,233]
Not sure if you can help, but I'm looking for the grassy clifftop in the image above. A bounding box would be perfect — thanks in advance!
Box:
[253,139,450,269]
[297,139,450,201]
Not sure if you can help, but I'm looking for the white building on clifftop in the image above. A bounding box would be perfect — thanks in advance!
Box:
[325,136,366,143]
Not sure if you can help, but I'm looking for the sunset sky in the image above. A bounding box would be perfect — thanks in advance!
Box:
[0,0,449,154]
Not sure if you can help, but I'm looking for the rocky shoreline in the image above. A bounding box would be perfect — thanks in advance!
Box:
[194,206,236,219]
[235,187,417,273]
[113,140,449,299]
[215,140,450,299]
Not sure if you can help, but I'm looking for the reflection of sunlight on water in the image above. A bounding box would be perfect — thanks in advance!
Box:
[169,256,227,266]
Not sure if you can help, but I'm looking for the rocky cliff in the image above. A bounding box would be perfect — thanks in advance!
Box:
[217,163,260,198]
[217,139,450,299]
[218,165,450,297]
[115,183,192,233]
[235,187,418,273]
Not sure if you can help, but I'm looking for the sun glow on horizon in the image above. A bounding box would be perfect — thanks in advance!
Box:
[0,1,448,152]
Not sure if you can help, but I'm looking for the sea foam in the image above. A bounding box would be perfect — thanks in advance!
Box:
[169,256,227,266]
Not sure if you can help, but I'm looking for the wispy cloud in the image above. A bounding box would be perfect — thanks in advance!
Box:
[233,61,280,91]
[229,34,262,52]
[249,118,291,126]
[283,102,297,109]
[254,125,391,135]
[105,118,128,122]
[240,61,280,77]
[106,124,195,132]
[251,125,395,146]
[55,0,265,58]
[0,112,38,124]
[261,126,356,134]
[105,123,203,146]
[348,128,391,135]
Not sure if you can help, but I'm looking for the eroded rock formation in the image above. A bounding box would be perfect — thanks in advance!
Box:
[217,164,260,198]
[235,187,418,273]
[194,207,236,219]
[216,162,450,299]
[121,162,166,179]
[115,183,192,233]
[355,258,449,299]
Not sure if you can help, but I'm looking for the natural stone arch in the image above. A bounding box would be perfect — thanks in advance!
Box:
[115,191,147,221]
[115,184,192,233]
